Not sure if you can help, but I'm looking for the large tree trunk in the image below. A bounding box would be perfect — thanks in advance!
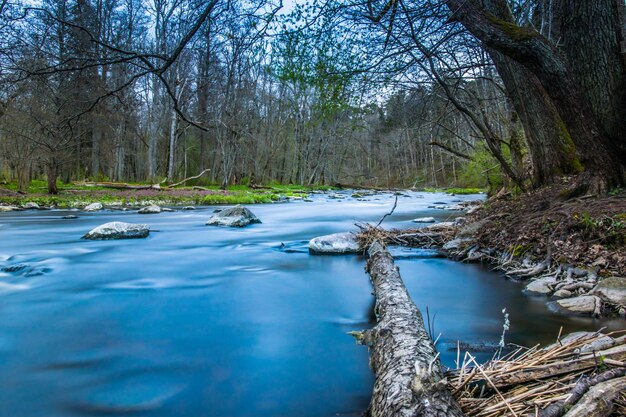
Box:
[445,0,626,190]
[488,50,583,185]
[354,241,465,417]
[555,0,626,146]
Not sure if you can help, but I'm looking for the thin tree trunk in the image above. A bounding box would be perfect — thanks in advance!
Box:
[167,107,178,179]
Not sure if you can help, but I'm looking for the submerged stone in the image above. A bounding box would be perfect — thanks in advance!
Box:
[83,222,149,240]
[206,205,261,227]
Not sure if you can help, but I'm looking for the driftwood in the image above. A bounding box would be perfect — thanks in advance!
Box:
[538,368,626,417]
[74,169,211,191]
[561,375,626,417]
[74,180,164,190]
[353,241,465,417]
[449,331,626,417]
[167,168,210,188]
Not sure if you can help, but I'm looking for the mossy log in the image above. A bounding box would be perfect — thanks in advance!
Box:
[354,241,465,417]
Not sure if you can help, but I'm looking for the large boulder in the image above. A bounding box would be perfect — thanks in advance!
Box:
[23,202,40,210]
[551,295,602,316]
[525,276,558,295]
[84,202,103,212]
[83,221,149,240]
[138,205,162,214]
[0,205,20,212]
[206,205,261,227]
[591,277,626,305]
[309,232,360,254]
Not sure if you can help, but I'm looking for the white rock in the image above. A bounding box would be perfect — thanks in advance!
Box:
[83,221,149,240]
[84,202,103,212]
[553,289,572,298]
[23,202,40,209]
[443,238,471,250]
[591,277,626,305]
[553,295,602,315]
[0,205,20,212]
[412,217,436,223]
[206,205,261,227]
[309,232,360,254]
[138,205,161,214]
[525,276,558,295]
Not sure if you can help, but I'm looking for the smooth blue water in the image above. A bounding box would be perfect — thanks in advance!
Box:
[0,191,621,417]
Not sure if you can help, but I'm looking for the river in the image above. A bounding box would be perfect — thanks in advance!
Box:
[0,191,621,416]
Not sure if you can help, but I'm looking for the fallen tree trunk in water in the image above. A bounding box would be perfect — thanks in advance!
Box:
[352,241,465,417]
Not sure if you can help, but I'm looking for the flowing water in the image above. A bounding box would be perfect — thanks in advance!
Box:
[0,191,622,417]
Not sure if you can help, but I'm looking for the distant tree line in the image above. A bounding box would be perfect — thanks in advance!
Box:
[0,0,623,194]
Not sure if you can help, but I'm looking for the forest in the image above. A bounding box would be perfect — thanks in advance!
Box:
[2,0,622,195]
[0,1,625,417]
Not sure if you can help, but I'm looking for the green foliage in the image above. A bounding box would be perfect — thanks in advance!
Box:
[573,212,626,246]
[457,146,505,191]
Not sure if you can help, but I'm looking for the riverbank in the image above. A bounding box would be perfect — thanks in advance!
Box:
[0,181,335,208]
[358,183,626,319]
[0,180,484,209]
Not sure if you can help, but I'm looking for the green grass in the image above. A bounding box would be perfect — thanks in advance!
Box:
[422,187,485,195]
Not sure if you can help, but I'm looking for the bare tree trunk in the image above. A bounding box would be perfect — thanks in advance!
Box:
[91,126,101,178]
[47,159,59,195]
[167,107,178,179]
[353,241,465,417]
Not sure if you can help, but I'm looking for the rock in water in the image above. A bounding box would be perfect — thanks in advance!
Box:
[412,217,436,223]
[138,205,161,214]
[84,202,103,212]
[83,222,149,240]
[309,232,360,254]
[182,206,196,210]
[23,202,40,210]
[206,205,261,227]
[551,295,602,316]
[0,205,20,212]
[591,277,626,305]
[525,276,558,295]
[62,215,79,219]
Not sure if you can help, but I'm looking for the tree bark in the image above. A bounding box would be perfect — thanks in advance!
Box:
[354,241,465,417]
[47,160,58,194]
[561,376,626,417]
[555,0,626,146]
[488,50,583,185]
[445,0,625,190]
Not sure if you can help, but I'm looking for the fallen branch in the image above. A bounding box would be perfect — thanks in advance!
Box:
[538,368,626,417]
[353,241,465,417]
[167,168,211,188]
[74,181,164,190]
